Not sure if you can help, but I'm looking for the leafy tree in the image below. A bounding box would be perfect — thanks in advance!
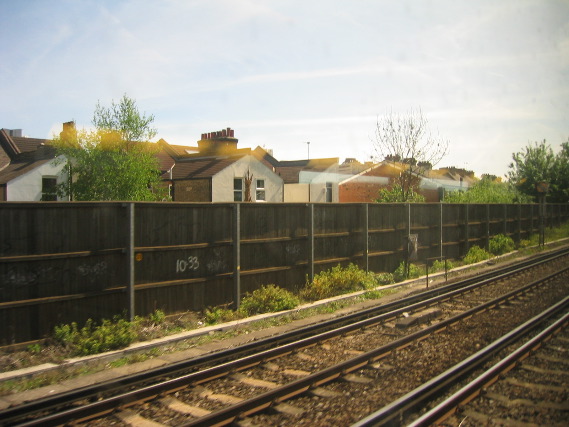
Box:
[376,181,425,203]
[507,139,569,203]
[444,177,532,204]
[551,140,569,203]
[373,108,448,202]
[54,95,167,201]
[92,94,157,143]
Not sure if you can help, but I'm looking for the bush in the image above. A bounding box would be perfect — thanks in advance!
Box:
[300,264,377,301]
[203,306,239,325]
[430,259,455,272]
[393,261,421,282]
[488,234,515,255]
[376,272,395,285]
[238,284,300,316]
[54,316,136,356]
[463,246,492,264]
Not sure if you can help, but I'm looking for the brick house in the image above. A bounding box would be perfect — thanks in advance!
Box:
[339,161,475,203]
[159,129,284,202]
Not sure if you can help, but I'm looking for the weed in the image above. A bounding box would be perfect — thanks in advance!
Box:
[238,284,300,316]
[393,262,421,282]
[375,272,395,285]
[300,264,378,301]
[463,246,492,264]
[489,234,515,255]
[203,306,240,325]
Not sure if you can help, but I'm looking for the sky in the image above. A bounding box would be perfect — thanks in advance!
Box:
[1,0,568,178]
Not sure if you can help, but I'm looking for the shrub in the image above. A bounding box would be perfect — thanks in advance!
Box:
[54,316,136,356]
[430,259,455,272]
[300,263,377,301]
[203,306,239,325]
[238,284,300,316]
[393,261,421,282]
[376,272,395,285]
[489,234,515,255]
[463,246,492,264]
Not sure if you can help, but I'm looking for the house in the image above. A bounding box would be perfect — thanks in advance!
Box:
[159,129,284,202]
[0,128,67,201]
[253,147,340,203]
[338,160,476,203]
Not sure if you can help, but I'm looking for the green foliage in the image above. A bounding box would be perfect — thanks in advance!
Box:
[149,309,166,325]
[488,234,515,255]
[507,139,569,203]
[300,264,378,301]
[203,306,240,325]
[430,259,455,272]
[376,181,426,203]
[26,343,42,354]
[93,94,157,142]
[463,246,492,264]
[54,316,136,356]
[393,261,421,282]
[53,95,168,201]
[376,272,395,285]
[238,284,300,316]
[444,178,532,204]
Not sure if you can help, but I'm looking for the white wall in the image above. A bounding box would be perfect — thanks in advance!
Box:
[211,155,283,202]
[283,182,338,203]
[7,156,67,201]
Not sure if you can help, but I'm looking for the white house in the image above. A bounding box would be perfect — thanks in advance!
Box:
[0,128,67,201]
[158,129,284,202]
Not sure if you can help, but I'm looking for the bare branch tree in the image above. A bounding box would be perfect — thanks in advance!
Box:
[372,108,449,202]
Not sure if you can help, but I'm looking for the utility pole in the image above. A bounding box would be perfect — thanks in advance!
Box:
[306,141,310,159]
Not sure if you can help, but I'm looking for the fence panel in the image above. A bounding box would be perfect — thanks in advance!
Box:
[1,201,568,344]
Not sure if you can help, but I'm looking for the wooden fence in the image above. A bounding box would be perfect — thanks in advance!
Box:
[1,201,568,344]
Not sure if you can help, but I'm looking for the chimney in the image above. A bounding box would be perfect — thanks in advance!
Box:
[60,121,77,143]
[197,127,238,155]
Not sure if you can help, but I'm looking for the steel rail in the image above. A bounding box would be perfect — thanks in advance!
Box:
[405,306,569,427]
[177,268,569,427]
[351,297,569,427]
[1,248,567,426]
[12,267,568,427]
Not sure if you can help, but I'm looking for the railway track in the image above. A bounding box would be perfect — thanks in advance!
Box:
[1,248,568,426]
[404,309,569,427]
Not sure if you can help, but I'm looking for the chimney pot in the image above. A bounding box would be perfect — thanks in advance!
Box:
[222,129,227,137]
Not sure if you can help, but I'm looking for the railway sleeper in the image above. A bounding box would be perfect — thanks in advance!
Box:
[395,308,442,329]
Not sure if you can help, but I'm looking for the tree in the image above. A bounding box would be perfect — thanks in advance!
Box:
[54,95,167,201]
[443,177,532,204]
[373,108,448,202]
[92,94,157,143]
[551,140,569,203]
[507,140,559,202]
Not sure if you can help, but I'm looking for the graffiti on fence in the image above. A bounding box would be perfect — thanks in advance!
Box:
[77,261,108,282]
[206,248,228,274]
[176,256,199,273]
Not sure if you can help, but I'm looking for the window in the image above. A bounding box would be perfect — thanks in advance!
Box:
[234,178,243,201]
[42,177,57,201]
[255,179,265,201]
[326,182,333,203]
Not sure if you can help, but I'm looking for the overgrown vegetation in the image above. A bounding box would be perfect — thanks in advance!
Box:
[488,234,515,255]
[54,316,136,356]
[239,284,300,316]
[462,246,492,264]
[300,263,379,301]
[393,261,421,282]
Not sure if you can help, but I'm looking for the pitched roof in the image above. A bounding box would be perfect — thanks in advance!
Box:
[161,154,246,180]
[0,130,57,185]
[274,158,339,184]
